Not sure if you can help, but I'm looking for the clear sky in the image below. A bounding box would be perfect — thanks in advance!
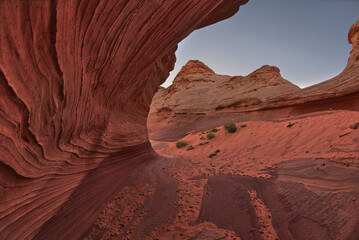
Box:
[161,0,359,88]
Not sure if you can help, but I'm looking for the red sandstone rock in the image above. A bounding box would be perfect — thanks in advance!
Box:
[349,19,359,49]
[150,62,300,114]
[0,1,248,239]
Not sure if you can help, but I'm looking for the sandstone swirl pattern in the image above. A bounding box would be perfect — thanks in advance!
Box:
[0,1,248,239]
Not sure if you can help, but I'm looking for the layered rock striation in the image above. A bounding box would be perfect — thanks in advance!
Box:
[150,61,301,114]
[0,1,248,239]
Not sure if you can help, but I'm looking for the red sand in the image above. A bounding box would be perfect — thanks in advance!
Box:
[155,110,359,178]
[146,110,359,239]
[21,111,359,239]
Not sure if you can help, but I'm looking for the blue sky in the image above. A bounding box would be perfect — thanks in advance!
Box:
[162,0,359,88]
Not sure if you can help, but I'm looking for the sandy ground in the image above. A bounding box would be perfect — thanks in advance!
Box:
[150,110,359,239]
[84,110,359,239]
[155,110,359,176]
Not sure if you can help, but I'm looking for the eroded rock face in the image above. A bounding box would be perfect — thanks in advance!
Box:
[151,19,359,117]
[148,19,359,140]
[349,19,359,50]
[0,1,248,239]
[150,61,300,114]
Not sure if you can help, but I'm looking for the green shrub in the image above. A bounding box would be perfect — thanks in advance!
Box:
[241,124,247,128]
[215,149,221,153]
[176,141,187,148]
[224,122,237,133]
[207,132,215,139]
[212,128,219,133]
[208,153,217,158]
[186,145,194,151]
[287,122,298,128]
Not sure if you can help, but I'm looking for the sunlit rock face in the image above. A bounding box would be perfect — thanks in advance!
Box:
[151,18,359,118]
[349,19,359,50]
[148,19,359,141]
[150,61,300,114]
[0,0,248,239]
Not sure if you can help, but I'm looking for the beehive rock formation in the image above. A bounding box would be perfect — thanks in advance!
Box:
[151,19,359,116]
[148,19,359,140]
[0,1,249,239]
[150,61,301,114]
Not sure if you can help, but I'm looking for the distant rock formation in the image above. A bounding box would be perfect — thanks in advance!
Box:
[150,61,301,114]
[349,19,359,51]
[148,19,359,140]
[151,19,359,117]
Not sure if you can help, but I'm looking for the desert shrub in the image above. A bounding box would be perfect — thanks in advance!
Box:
[212,128,219,133]
[208,153,217,158]
[350,123,359,129]
[207,132,215,139]
[241,124,247,128]
[287,122,298,128]
[224,122,237,133]
[200,136,205,140]
[186,145,194,151]
[176,141,187,148]
[157,107,172,113]
[215,149,221,153]
[199,142,209,146]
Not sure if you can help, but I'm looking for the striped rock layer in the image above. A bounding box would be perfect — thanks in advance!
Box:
[0,1,248,239]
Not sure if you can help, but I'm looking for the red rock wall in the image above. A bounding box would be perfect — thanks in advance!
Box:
[0,1,248,239]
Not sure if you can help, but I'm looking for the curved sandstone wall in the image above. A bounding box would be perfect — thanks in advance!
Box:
[0,1,248,239]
